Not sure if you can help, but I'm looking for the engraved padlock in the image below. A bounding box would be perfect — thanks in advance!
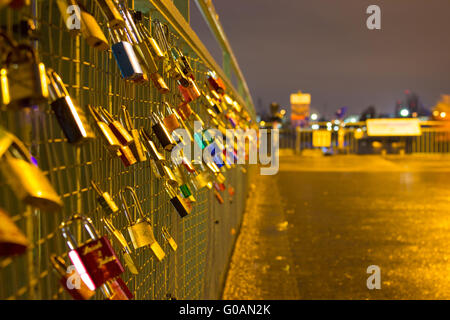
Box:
[87,105,122,155]
[90,180,119,215]
[1,43,48,109]
[60,214,125,290]
[0,127,63,211]
[161,227,177,252]
[109,28,143,80]
[165,182,191,218]
[50,254,95,300]
[150,111,176,151]
[77,2,109,51]
[120,105,147,162]
[0,208,29,257]
[119,187,165,261]
[47,69,94,144]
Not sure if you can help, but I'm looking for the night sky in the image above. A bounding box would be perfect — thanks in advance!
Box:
[190,0,450,119]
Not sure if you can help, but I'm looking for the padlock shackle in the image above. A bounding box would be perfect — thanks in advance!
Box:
[123,186,146,220]
[48,69,70,97]
[90,180,104,196]
[120,105,134,131]
[60,214,100,250]
[118,189,134,225]
[98,106,115,124]
[87,105,104,123]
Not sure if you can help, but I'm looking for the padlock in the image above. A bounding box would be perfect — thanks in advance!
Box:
[119,187,165,261]
[95,0,125,29]
[150,111,176,151]
[0,127,63,211]
[1,44,48,109]
[77,2,109,51]
[207,70,226,95]
[60,214,125,290]
[134,11,165,60]
[0,208,29,257]
[118,144,137,167]
[87,105,122,155]
[98,106,133,146]
[102,277,133,300]
[179,183,192,199]
[109,28,143,80]
[122,11,169,93]
[120,105,147,162]
[50,254,96,300]
[102,217,138,275]
[90,180,119,215]
[186,77,201,101]
[140,128,179,188]
[172,48,193,78]
[177,103,193,121]
[165,183,191,218]
[161,227,177,252]
[162,103,180,133]
[47,69,94,144]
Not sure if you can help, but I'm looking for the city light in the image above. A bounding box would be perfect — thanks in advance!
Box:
[400,109,409,117]
[310,113,318,121]
[311,124,319,130]
[440,112,446,118]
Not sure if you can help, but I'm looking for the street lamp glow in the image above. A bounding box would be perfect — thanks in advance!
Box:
[441,112,446,118]
[310,113,318,121]
[400,109,409,117]
[311,124,319,130]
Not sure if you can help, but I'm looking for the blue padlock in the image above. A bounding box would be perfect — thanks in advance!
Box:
[110,29,143,80]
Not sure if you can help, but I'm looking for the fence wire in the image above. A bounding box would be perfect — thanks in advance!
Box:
[0,1,248,300]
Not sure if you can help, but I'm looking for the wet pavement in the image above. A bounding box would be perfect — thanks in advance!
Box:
[223,154,450,299]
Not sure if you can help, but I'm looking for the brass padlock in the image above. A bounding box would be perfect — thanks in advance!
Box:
[77,2,109,51]
[120,105,147,162]
[47,69,94,144]
[90,180,119,215]
[133,13,164,60]
[102,217,138,275]
[119,187,165,261]
[95,0,125,29]
[161,227,177,252]
[0,208,29,257]
[0,127,63,211]
[2,44,48,109]
[87,105,121,155]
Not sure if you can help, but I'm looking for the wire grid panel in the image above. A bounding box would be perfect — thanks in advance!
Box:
[0,1,248,300]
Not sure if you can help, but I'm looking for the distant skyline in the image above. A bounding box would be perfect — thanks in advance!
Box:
[190,0,450,119]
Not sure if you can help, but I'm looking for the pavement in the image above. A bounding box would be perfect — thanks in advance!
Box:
[223,153,450,299]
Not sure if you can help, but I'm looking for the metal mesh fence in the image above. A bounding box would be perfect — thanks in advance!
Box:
[0,0,248,300]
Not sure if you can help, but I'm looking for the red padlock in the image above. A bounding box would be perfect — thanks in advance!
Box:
[60,214,125,290]
[103,277,134,300]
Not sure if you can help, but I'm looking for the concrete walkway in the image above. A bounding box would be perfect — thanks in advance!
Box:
[223,154,450,299]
